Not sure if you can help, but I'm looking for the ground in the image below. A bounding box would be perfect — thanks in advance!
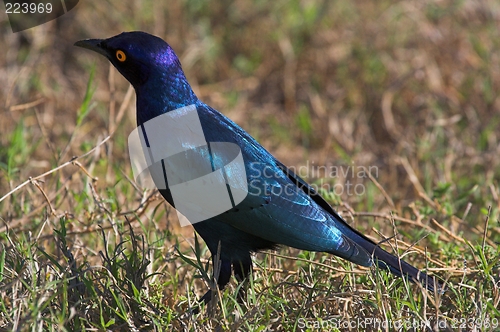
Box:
[1,1,499,331]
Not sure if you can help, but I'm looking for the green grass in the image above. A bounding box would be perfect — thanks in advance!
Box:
[1,0,500,330]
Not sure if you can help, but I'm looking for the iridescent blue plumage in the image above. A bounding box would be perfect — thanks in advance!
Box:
[75,31,442,302]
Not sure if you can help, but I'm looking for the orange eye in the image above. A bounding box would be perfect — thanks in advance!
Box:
[116,50,126,62]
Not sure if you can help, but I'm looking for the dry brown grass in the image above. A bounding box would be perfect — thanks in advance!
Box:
[1,0,499,330]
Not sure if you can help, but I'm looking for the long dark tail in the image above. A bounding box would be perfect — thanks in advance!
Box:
[357,237,444,294]
[279,163,445,294]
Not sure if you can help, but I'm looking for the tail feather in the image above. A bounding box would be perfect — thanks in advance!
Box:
[358,239,444,294]
[278,163,444,294]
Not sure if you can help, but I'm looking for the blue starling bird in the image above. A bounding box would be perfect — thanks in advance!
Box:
[75,31,441,303]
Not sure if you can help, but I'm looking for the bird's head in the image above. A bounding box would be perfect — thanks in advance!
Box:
[75,31,198,120]
[75,31,183,89]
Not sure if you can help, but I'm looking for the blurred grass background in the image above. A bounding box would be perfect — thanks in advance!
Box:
[1,0,499,330]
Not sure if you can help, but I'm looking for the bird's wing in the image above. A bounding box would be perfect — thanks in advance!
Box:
[198,105,372,266]
[272,158,379,245]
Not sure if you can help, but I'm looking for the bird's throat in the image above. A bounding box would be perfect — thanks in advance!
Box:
[135,73,198,125]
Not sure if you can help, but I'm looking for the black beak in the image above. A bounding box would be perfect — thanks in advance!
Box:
[74,39,108,58]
